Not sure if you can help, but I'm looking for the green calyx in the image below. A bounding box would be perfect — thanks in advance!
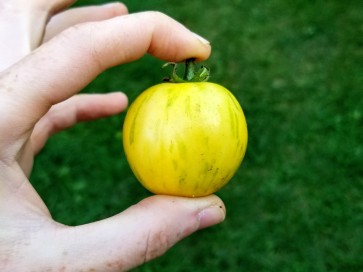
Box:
[162,58,210,83]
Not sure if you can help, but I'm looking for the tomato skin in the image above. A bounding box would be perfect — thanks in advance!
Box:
[123,82,247,197]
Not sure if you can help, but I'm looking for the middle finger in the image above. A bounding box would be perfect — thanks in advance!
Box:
[43,3,128,43]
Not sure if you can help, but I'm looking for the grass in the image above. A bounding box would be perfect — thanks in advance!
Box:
[30,0,363,271]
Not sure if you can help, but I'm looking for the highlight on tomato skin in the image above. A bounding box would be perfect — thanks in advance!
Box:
[122,60,248,197]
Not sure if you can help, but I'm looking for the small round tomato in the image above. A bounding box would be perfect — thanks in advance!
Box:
[123,60,247,197]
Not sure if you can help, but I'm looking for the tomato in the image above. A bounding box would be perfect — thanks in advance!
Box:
[122,60,247,197]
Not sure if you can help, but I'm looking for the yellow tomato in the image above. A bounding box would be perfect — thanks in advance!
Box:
[123,81,248,197]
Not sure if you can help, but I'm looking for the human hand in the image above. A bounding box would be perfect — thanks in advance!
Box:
[0,1,225,271]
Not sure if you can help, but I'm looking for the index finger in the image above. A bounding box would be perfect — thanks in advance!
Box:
[0,11,211,154]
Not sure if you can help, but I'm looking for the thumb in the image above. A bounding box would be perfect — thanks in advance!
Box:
[35,195,225,271]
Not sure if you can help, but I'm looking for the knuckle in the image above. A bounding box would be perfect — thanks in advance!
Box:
[147,10,167,18]
[143,10,171,24]
[142,229,171,262]
[56,22,105,71]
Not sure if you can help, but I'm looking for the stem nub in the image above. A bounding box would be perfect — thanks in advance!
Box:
[163,58,210,83]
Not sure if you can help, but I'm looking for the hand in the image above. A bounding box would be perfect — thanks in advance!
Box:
[0,1,225,271]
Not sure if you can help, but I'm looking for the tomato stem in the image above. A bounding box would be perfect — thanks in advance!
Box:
[184,58,196,81]
[162,59,210,83]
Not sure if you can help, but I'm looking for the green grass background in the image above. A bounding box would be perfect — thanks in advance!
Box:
[30,0,363,271]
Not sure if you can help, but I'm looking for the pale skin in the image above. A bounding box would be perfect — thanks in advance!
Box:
[0,0,226,271]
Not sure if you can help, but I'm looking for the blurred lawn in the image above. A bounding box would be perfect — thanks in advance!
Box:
[31,0,363,271]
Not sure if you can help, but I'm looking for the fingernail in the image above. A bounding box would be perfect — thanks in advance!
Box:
[198,205,225,230]
[192,32,210,45]
[102,2,119,7]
